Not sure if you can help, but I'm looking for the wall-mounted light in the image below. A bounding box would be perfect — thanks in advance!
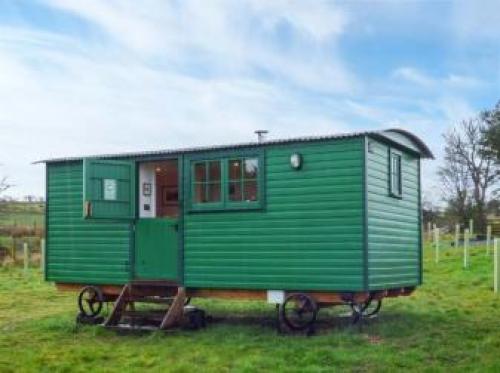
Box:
[290,153,302,170]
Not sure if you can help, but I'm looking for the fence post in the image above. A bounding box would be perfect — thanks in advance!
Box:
[469,219,473,237]
[464,229,470,269]
[486,225,492,256]
[40,238,45,272]
[494,238,499,294]
[427,222,432,241]
[23,242,29,274]
[11,237,17,264]
[434,227,440,263]
[455,224,460,249]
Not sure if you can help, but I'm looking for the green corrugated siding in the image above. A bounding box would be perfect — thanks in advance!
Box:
[183,138,365,291]
[366,138,421,289]
[46,161,131,284]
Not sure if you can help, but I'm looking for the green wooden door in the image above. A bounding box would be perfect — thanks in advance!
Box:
[135,218,179,280]
[83,159,136,219]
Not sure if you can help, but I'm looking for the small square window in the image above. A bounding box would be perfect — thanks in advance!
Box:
[207,182,221,202]
[208,161,221,181]
[194,163,206,182]
[192,160,222,204]
[189,154,262,211]
[226,157,259,204]
[243,180,258,201]
[390,151,402,198]
[228,181,242,201]
[229,160,241,180]
[243,159,258,179]
[103,179,117,201]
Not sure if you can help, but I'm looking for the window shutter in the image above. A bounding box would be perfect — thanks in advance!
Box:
[83,159,136,219]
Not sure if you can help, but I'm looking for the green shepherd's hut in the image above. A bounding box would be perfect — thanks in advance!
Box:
[39,128,433,331]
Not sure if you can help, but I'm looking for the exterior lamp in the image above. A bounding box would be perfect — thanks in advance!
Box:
[290,153,302,170]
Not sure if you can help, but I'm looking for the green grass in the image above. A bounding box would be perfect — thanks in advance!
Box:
[1,244,500,372]
[0,202,44,227]
[0,202,45,252]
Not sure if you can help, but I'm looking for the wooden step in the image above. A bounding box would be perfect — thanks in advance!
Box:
[127,286,177,299]
[106,324,161,333]
[122,310,166,319]
[130,280,179,287]
[104,284,130,327]
[129,296,174,304]
[160,287,186,329]
[122,310,165,326]
[104,283,186,331]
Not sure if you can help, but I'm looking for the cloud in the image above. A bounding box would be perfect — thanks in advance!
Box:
[0,1,496,202]
[248,0,349,41]
[450,0,500,42]
[392,67,435,87]
[42,0,358,94]
[0,19,354,197]
[392,66,484,90]
[445,74,483,89]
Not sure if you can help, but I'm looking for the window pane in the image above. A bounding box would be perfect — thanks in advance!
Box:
[390,154,401,195]
[244,158,258,179]
[397,156,402,192]
[207,182,221,202]
[229,181,242,201]
[208,161,221,181]
[229,160,241,180]
[194,163,206,182]
[193,183,205,203]
[243,180,258,202]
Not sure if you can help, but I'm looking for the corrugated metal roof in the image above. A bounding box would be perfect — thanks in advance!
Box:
[35,128,433,164]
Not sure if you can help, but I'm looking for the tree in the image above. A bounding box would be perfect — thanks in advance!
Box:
[0,176,11,195]
[482,101,500,163]
[439,136,471,227]
[442,118,498,233]
[421,194,442,227]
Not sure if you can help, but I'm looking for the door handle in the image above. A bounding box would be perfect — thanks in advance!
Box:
[84,201,92,218]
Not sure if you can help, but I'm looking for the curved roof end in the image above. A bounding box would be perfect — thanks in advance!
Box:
[382,128,434,159]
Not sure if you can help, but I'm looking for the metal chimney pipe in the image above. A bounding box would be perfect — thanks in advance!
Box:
[255,130,268,143]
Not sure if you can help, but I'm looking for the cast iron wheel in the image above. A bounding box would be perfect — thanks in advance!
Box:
[364,299,382,317]
[279,293,318,331]
[78,285,104,317]
[350,299,382,318]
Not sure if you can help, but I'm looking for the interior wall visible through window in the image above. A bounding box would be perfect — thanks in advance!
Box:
[138,160,179,218]
[228,158,258,202]
[190,154,262,210]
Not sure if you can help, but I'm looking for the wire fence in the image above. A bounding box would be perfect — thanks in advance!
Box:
[424,222,499,294]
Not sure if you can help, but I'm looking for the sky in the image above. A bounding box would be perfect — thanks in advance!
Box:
[0,0,499,200]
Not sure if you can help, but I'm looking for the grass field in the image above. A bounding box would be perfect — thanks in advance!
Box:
[0,243,499,372]
[0,201,45,253]
[0,202,44,227]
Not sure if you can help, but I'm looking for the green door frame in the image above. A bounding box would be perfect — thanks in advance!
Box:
[132,156,184,283]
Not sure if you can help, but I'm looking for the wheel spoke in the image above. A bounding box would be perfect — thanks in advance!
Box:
[279,293,318,331]
[78,286,104,318]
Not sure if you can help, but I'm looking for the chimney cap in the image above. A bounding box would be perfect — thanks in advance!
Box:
[255,130,268,143]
